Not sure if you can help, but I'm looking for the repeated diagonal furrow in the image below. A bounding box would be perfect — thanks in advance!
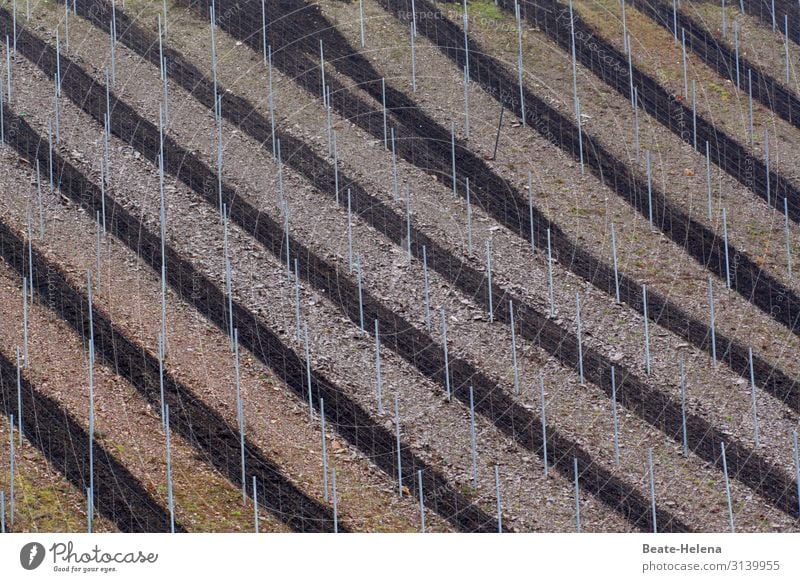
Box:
[142,1,800,353]
[0,5,715,531]
[740,0,800,44]
[51,1,800,409]
[0,104,500,533]
[12,10,798,525]
[0,210,339,534]
[27,1,800,459]
[0,339,176,532]
[628,0,799,129]
[503,0,800,217]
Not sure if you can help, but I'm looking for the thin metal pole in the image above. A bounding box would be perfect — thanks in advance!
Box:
[540,373,548,477]
[268,46,276,158]
[723,208,731,288]
[786,15,791,84]
[547,228,555,317]
[331,467,339,533]
[441,307,451,401]
[391,128,399,200]
[682,28,688,99]
[1,490,5,533]
[708,277,717,365]
[611,224,620,303]
[785,198,793,278]
[88,272,95,521]
[734,21,740,89]
[622,0,629,54]
[515,0,525,125]
[463,66,469,136]
[680,357,688,457]
[375,320,383,414]
[9,415,14,526]
[359,0,365,48]
[765,128,774,211]
[492,101,505,161]
[234,329,246,504]
[528,173,535,253]
[261,0,267,66]
[356,257,365,333]
[486,240,493,322]
[411,24,417,93]
[321,398,328,502]
[294,258,301,341]
[721,441,735,532]
[722,0,727,36]
[22,277,28,369]
[423,245,431,332]
[466,178,473,254]
[494,465,502,533]
[16,349,22,444]
[382,78,388,150]
[646,150,653,227]
[406,186,412,258]
[793,430,800,517]
[706,141,713,220]
[451,122,457,196]
[611,366,620,467]
[574,457,581,532]
[418,469,425,532]
[634,86,640,162]
[333,132,339,205]
[576,294,584,384]
[87,487,92,533]
[692,79,697,150]
[643,285,651,375]
[304,324,312,421]
[463,0,469,78]
[469,385,477,487]
[395,395,402,496]
[510,301,520,394]
[748,69,754,146]
[672,0,678,42]
[347,189,353,272]
[158,333,165,429]
[648,448,657,533]
[748,347,759,447]
[166,404,175,533]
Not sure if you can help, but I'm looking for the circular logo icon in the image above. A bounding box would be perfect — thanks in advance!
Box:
[20,542,46,570]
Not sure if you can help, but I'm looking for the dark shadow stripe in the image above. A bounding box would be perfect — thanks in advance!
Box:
[33,2,694,531]
[626,0,799,177]
[0,127,341,534]
[0,97,496,532]
[0,319,177,532]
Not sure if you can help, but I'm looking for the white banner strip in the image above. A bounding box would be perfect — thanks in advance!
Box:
[1,533,799,581]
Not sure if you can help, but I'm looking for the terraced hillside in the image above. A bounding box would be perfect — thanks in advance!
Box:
[0,0,798,532]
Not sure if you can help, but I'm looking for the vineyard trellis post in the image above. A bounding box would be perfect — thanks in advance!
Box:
[321,397,329,501]
[611,366,620,467]
[469,385,477,487]
[395,395,402,496]
[375,319,383,414]
[708,277,717,365]
[494,465,502,533]
[680,357,688,457]
[721,441,735,532]
[441,307,451,401]
[648,448,656,533]
[540,372,548,477]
